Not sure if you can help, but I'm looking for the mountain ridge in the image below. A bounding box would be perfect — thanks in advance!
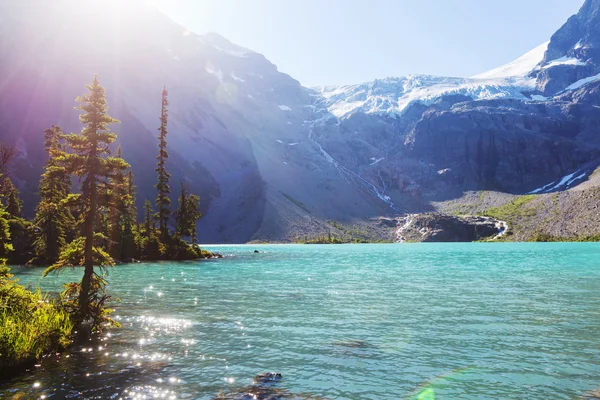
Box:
[2,0,600,242]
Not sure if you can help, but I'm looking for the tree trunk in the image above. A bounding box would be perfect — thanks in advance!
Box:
[79,166,97,329]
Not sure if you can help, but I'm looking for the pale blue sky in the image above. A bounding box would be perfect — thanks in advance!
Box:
[157,0,583,87]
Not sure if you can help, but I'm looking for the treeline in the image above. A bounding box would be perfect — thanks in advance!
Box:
[0,76,211,335]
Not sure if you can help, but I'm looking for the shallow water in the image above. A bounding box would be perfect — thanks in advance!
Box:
[2,243,600,399]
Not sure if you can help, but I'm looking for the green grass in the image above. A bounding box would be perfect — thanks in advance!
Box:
[482,195,538,220]
[529,232,600,242]
[0,268,74,375]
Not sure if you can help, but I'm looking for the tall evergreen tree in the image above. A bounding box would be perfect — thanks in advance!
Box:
[33,126,81,264]
[174,180,188,239]
[108,147,129,259]
[5,180,22,217]
[120,169,138,261]
[0,144,15,263]
[31,127,74,264]
[47,75,128,329]
[144,199,153,239]
[155,87,171,242]
[0,204,13,264]
[174,180,202,242]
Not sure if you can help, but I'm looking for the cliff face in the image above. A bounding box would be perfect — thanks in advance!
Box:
[535,0,600,95]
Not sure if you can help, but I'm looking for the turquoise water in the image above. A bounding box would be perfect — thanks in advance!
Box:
[2,243,600,399]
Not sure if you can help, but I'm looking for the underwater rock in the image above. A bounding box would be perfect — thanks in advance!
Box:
[212,372,328,400]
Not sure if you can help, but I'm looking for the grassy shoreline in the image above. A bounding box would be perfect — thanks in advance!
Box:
[0,267,73,378]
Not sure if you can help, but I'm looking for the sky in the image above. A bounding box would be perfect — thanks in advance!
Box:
[156,0,584,87]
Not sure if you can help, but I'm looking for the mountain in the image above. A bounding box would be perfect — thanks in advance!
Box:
[2,0,600,243]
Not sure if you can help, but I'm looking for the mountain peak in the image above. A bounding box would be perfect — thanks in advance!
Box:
[542,0,600,64]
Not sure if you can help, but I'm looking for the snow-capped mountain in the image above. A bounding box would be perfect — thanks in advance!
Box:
[2,0,600,242]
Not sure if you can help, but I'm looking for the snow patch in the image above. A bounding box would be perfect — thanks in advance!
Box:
[206,66,224,83]
[565,73,600,90]
[211,44,249,58]
[543,56,585,69]
[370,157,385,166]
[230,72,245,82]
[551,170,580,190]
[278,105,292,111]
[529,169,588,193]
[472,41,549,79]
[530,95,548,101]
[288,143,298,146]
[276,140,284,144]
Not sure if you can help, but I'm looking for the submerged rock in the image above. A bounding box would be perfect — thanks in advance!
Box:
[212,373,328,400]
[332,339,370,349]
[254,372,282,385]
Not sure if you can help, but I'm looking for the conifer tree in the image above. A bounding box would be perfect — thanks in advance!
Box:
[0,204,13,263]
[142,199,164,260]
[32,125,74,264]
[174,180,202,242]
[5,180,22,217]
[46,75,129,329]
[108,147,129,259]
[144,199,153,239]
[120,169,138,261]
[155,87,171,242]
[0,145,15,263]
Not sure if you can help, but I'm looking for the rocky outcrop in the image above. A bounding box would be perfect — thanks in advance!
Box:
[395,213,505,242]
[407,98,598,193]
[535,0,600,94]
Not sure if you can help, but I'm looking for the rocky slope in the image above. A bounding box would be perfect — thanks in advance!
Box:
[2,0,600,243]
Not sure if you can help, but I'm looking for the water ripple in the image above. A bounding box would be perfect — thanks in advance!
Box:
[2,243,600,399]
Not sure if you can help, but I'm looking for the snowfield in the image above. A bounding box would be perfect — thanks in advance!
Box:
[317,74,537,119]
[472,41,549,79]
[314,39,599,120]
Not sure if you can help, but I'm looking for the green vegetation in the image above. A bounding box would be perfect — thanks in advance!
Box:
[530,232,600,242]
[0,266,73,376]
[0,75,217,370]
[294,220,393,244]
[155,87,172,243]
[482,195,537,220]
[298,232,347,244]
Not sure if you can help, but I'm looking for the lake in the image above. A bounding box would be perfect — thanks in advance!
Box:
[2,243,600,399]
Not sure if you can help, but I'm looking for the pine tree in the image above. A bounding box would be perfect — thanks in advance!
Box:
[108,147,129,259]
[46,75,128,330]
[155,87,171,242]
[0,145,15,264]
[142,199,164,260]
[144,199,153,239]
[174,180,188,239]
[31,126,74,264]
[0,204,13,263]
[174,180,202,242]
[187,193,200,243]
[120,169,138,261]
[5,180,22,217]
